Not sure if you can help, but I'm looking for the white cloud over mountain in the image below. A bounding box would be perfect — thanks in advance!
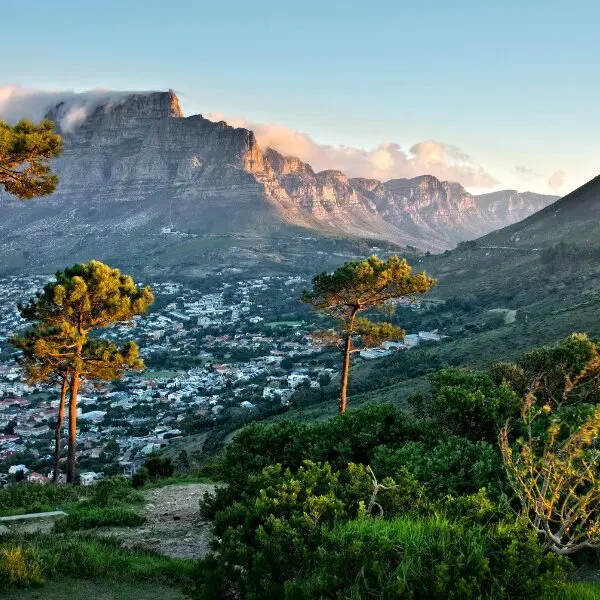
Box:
[207,112,498,188]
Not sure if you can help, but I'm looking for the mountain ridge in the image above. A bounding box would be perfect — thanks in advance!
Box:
[0,90,558,275]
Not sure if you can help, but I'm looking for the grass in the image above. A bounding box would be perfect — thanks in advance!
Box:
[0,483,88,518]
[54,507,145,532]
[1,579,190,600]
[557,583,600,600]
[144,370,185,379]
[264,320,303,327]
[0,533,196,587]
[141,473,214,490]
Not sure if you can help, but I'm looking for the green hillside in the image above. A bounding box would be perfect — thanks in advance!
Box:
[278,175,600,420]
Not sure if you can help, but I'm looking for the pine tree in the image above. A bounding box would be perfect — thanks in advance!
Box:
[0,118,63,199]
[17,260,153,482]
[302,256,436,414]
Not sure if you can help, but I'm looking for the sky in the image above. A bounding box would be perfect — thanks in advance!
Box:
[2,0,598,195]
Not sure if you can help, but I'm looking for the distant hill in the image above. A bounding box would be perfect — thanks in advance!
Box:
[281,174,600,420]
[0,90,556,276]
[479,174,600,248]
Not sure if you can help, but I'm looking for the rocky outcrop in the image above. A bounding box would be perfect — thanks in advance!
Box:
[0,90,558,275]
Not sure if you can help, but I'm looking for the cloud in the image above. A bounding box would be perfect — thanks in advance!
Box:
[514,165,539,181]
[0,84,145,132]
[548,169,566,191]
[207,112,498,188]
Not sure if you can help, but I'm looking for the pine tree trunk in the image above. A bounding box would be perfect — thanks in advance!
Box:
[67,372,80,483]
[338,333,352,414]
[52,375,68,483]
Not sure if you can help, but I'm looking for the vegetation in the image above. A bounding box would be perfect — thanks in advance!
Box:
[0,534,195,590]
[501,352,600,554]
[12,261,153,481]
[192,334,600,598]
[0,118,63,200]
[302,256,435,413]
[131,453,175,488]
[54,507,145,532]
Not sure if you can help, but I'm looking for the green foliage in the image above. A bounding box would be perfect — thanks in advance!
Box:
[0,118,63,199]
[132,469,149,489]
[0,483,85,517]
[285,517,570,600]
[0,545,43,588]
[0,534,195,588]
[197,461,421,599]
[555,583,600,600]
[144,454,175,479]
[54,507,145,531]
[87,476,143,507]
[518,333,600,407]
[213,403,415,493]
[411,368,522,441]
[371,436,504,499]
[301,256,436,318]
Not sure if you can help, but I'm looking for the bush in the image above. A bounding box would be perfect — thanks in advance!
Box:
[198,460,424,599]
[145,454,175,479]
[371,436,504,499]
[0,483,85,517]
[285,517,570,600]
[216,403,417,492]
[413,368,521,441]
[54,507,145,531]
[0,545,43,587]
[88,476,143,507]
[132,469,148,489]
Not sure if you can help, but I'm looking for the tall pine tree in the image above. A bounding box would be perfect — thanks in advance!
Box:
[302,256,435,413]
[17,261,153,481]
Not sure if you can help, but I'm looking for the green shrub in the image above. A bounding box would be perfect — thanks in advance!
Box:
[372,436,504,499]
[285,517,570,600]
[88,475,143,507]
[198,461,432,599]
[132,468,148,489]
[54,507,145,531]
[216,404,417,491]
[0,483,85,517]
[421,368,522,441]
[0,545,43,587]
[145,454,175,479]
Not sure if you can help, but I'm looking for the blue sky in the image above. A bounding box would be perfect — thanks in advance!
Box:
[2,0,598,194]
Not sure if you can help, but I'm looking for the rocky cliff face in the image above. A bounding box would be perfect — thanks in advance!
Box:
[0,90,558,275]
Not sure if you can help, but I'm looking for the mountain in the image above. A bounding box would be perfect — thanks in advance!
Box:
[477,175,600,248]
[285,174,600,421]
[0,90,557,275]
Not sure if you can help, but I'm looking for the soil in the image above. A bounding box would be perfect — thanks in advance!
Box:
[95,483,216,559]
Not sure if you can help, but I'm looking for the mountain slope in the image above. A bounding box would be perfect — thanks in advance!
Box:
[479,174,600,248]
[283,174,600,421]
[0,90,557,275]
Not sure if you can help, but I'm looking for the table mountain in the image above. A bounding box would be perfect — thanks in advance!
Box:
[0,90,557,275]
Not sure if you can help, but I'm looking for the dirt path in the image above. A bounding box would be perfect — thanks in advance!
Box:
[96,483,216,559]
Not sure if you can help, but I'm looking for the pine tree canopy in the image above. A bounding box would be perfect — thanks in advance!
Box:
[301,255,436,319]
[0,118,63,199]
[19,260,154,336]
